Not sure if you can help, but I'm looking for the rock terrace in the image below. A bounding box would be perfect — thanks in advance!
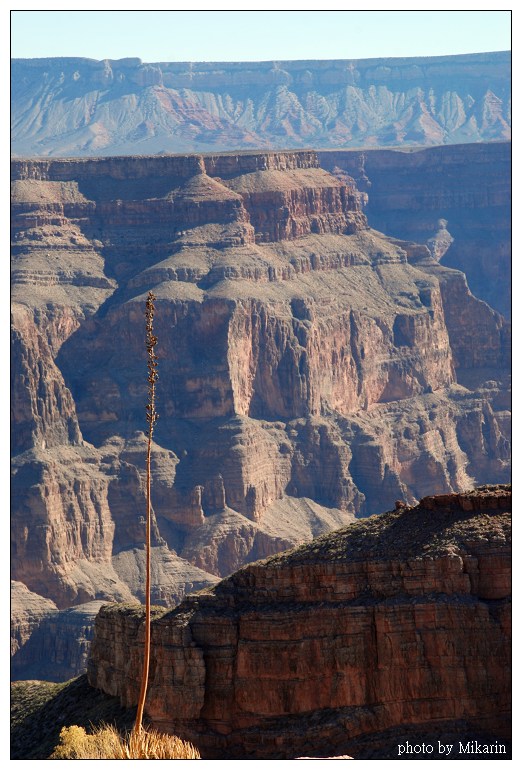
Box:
[88,486,511,759]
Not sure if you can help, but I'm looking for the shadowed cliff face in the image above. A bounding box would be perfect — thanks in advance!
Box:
[319,142,511,318]
[88,486,511,759]
[11,52,510,157]
[11,151,510,679]
[10,581,105,683]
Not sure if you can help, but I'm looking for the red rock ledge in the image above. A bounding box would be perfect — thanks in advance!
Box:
[88,485,511,759]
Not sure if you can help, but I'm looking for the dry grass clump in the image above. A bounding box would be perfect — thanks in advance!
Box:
[50,724,200,759]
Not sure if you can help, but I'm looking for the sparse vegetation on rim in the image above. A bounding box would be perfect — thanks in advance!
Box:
[256,485,511,567]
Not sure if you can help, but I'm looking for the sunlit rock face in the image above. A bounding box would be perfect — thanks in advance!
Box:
[11,150,510,679]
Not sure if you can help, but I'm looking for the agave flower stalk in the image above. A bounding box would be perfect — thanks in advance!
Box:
[134,291,159,734]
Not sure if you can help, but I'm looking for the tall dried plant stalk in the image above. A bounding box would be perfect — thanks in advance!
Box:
[134,291,159,735]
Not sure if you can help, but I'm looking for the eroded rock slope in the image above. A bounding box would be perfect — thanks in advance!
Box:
[11,151,510,678]
[11,52,510,157]
[320,142,511,317]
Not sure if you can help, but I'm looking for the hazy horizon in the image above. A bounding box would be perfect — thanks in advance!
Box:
[11,49,511,65]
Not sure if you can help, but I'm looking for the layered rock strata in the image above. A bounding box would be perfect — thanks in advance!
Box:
[88,486,511,759]
[319,142,511,317]
[11,581,105,682]
[11,151,510,679]
[11,581,58,658]
[11,52,510,156]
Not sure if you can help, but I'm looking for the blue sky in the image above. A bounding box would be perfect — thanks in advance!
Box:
[10,9,511,62]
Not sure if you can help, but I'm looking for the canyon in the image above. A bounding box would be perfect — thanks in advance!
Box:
[88,485,511,759]
[11,52,510,157]
[319,141,511,318]
[11,149,510,681]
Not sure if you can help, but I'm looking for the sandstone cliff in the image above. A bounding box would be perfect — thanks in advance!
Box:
[88,486,511,759]
[11,52,510,157]
[319,142,511,318]
[11,151,510,679]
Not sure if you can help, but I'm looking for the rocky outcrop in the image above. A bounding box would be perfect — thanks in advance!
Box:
[11,151,510,679]
[11,581,58,658]
[11,582,105,682]
[206,153,365,242]
[88,486,511,759]
[11,52,510,156]
[319,142,511,317]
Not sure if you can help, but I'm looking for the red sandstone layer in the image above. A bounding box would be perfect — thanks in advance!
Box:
[87,486,511,759]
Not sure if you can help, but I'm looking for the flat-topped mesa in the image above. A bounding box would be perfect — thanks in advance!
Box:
[11,151,367,248]
[204,151,366,242]
[10,154,206,182]
[11,155,252,252]
[203,150,319,176]
[88,485,511,759]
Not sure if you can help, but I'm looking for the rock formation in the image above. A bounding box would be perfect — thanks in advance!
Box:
[11,581,58,658]
[11,581,105,682]
[88,486,511,759]
[11,52,510,157]
[11,151,510,680]
[319,141,511,317]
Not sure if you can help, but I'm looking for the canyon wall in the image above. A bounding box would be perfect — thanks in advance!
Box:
[11,581,106,682]
[319,142,511,317]
[11,52,510,157]
[11,151,510,679]
[88,486,511,759]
